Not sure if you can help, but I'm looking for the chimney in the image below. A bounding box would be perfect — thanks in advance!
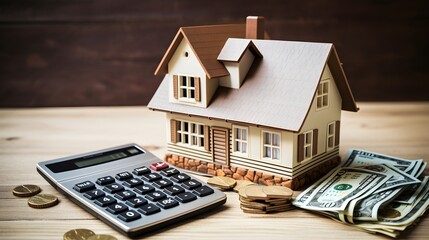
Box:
[246,16,264,39]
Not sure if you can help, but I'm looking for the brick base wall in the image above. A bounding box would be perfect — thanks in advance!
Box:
[164,154,341,190]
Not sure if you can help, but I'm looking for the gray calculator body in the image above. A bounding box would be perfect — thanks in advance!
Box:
[37,143,226,238]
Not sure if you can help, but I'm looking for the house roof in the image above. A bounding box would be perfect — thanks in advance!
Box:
[149,39,358,132]
[218,38,263,62]
[154,24,246,79]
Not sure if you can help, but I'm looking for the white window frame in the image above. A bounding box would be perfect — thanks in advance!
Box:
[233,125,249,156]
[262,130,281,160]
[178,75,196,102]
[326,122,336,151]
[316,79,329,110]
[176,120,205,149]
[303,130,313,161]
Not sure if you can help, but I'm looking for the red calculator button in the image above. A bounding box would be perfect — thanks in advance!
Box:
[150,162,169,171]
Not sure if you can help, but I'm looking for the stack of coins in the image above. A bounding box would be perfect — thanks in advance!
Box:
[238,185,294,214]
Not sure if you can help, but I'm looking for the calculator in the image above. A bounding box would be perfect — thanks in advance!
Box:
[37,143,226,238]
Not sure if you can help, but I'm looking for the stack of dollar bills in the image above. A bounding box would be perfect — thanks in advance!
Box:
[293,149,428,238]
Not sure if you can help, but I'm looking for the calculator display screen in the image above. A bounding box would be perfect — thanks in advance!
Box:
[46,146,144,173]
[74,152,127,168]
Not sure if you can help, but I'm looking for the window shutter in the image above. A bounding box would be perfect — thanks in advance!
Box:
[335,121,341,146]
[173,75,178,99]
[195,77,201,102]
[170,119,177,143]
[204,125,210,152]
[297,133,305,162]
[312,129,318,156]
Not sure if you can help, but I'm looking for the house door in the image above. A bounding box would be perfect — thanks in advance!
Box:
[211,127,230,166]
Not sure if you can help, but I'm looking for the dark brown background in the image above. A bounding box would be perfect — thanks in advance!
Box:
[1,0,428,107]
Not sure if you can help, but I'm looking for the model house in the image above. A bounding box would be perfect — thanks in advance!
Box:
[148,16,358,189]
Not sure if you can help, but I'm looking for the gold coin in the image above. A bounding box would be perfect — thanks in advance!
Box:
[240,206,266,214]
[207,176,237,190]
[87,234,118,240]
[27,194,59,209]
[233,180,256,192]
[262,186,293,199]
[13,184,41,197]
[244,185,268,200]
[63,228,96,240]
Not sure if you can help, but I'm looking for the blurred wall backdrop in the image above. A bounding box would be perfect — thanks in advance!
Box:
[0,0,428,107]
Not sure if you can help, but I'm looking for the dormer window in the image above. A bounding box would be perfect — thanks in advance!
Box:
[172,74,201,102]
[180,75,195,100]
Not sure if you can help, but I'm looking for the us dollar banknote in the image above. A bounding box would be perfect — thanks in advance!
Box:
[354,164,420,193]
[293,149,428,238]
[342,149,423,176]
[300,167,392,212]
[345,187,403,222]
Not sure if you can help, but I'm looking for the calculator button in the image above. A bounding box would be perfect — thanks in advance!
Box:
[138,204,160,215]
[94,195,117,207]
[164,185,185,196]
[118,210,141,222]
[161,167,180,177]
[170,173,191,183]
[157,197,179,209]
[133,166,151,176]
[115,171,133,181]
[193,186,214,197]
[123,178,143,188]
[141,172,162,182]
[126,197,148,208]
[134,184,155,195]
[153,179,173,189]
[145,191,167,201]
[106,203,128,214]
[175,192,197,203]
[103,183,124,193]
[150,162,169,171]
[181,179,202,190]
[114,190,136,201]
[73,181,96,192]
[96,176,115,186]
[83,189,105,200]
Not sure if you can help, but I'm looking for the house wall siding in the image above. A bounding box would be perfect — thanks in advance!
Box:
[293,65,342,167]
[168,39,217,108]
[166,113,296,176]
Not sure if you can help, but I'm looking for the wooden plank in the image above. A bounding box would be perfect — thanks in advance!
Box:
[0,104,429,239]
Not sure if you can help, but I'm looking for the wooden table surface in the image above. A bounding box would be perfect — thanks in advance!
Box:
[0,102,428,240]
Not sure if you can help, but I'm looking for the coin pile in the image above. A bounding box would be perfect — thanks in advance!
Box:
[207,176,295,214]
[13,184,59,209]
[239,185,295,214]
[64,228,118,240]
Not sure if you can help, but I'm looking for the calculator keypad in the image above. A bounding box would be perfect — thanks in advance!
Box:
[73,162,215,223]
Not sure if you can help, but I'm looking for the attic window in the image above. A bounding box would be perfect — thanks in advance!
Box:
[316,80,329,110]
[184,51,189,58]
[173,75,201,102]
